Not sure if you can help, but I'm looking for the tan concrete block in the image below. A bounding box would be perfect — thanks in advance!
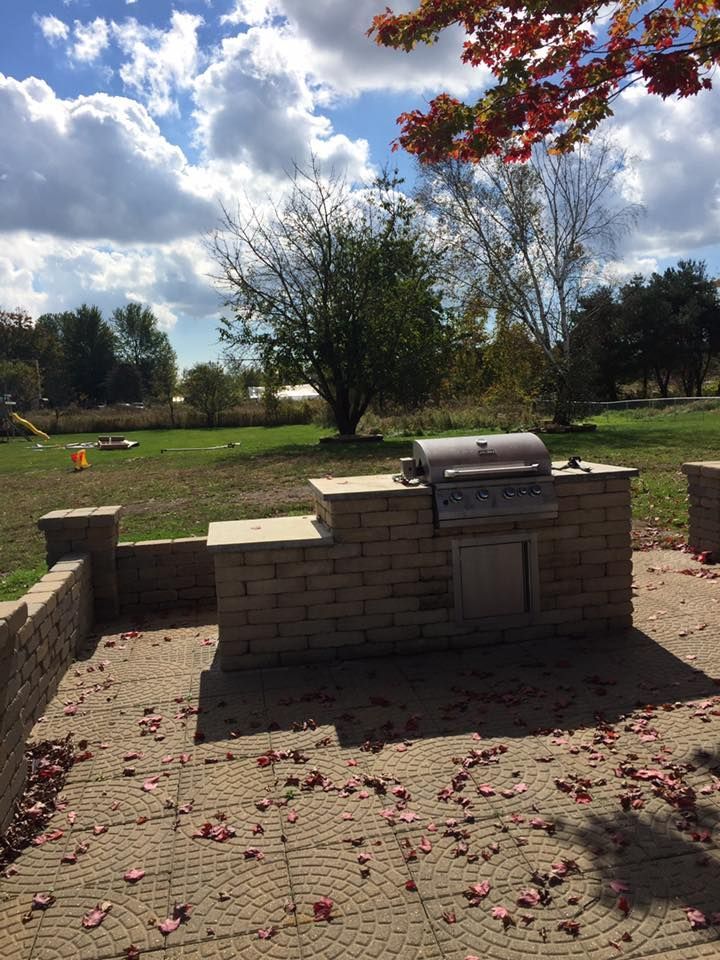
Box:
[248,606,305,625]
[363,509,418,528]
[221,651,279,671]
[395,609,447,626]
[605,478,632,493]
[605,506,633,522]
[390,524,435,540]
[542,579,581,597]
[307,543,362,561]
[244,548,305,564]
[221,623,278,642]
[339,556,392,574]
[140,589,178,604]
[583,575,631,592]
[222,594,277,612]
[364,568,418,586]
[218,610,250,627]
[172,537,208,553]
[335,584,391,603]
[556,480,606,496]
[308,601,364,619]
[534,608,581,625]
[279,618,335,637]
[0,600,28,633]
[605,560,633,577]
[249,635,309,654]
[230,564,277,581]
[584,601,633,619]
[556,591,608,609]
[556,508,606,525]
[365,597,419,615]
[330,497,389,515]
[308,631,365,649]
[306,573,362,590]
[327,512,362,530]
[335,527,390,544]
[391,551,449,569]
[219,639,249,656]
[581,520,631,536]
[339,613,392,631]
[362,540,413,557]
[278,589,334,608]
[276,559,334,578]
[247,576,306,596]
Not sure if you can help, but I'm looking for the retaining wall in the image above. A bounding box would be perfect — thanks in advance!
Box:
[683,462,720,557]
[209,464,637,670]
[116,538,215,611]
[0,555,93,833]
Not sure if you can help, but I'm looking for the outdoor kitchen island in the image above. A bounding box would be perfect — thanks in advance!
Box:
[207,446,638,670]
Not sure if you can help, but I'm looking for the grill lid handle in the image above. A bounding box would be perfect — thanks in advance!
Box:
[443,463,540,480]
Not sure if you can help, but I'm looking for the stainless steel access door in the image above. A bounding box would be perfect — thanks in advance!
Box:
[452,533,539,624]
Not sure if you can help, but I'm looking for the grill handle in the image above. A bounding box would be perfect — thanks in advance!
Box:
[443,463,540,480]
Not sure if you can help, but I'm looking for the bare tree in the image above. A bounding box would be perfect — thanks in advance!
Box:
[417,141,641,422]
[209,161,450,435]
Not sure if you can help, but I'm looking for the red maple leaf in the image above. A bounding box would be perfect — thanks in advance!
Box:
[313,897,334,921]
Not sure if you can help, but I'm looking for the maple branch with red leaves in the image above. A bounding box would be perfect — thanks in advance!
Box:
[369,0,720,161]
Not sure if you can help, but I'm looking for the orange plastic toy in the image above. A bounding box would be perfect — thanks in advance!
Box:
[71,450,91,471]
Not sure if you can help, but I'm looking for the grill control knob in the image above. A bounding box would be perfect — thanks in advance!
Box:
[450,490,464,503]
[518,487,528,496]
[503,487,516,499]
[530,484,542,496]
[475,489,489,501]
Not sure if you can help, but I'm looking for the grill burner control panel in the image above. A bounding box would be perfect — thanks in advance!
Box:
[434,477,557,525]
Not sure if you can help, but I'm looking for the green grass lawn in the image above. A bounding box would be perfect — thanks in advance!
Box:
[2,410,719,601]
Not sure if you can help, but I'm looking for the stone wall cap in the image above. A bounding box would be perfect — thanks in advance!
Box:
[682,461,720,478]
[552,461,639,480]
[309,474,433,502]
[0,600,28,633]
[208,516,333,552]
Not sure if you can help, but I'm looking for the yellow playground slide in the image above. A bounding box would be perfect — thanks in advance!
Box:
[10,411,50,441]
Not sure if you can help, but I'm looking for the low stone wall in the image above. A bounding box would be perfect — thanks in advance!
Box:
[209,464,637,670]
[116,538,215,611]
[683,462,720,557]
[0,555,93,833]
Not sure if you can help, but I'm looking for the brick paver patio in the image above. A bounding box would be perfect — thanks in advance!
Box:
[3,548,720,960]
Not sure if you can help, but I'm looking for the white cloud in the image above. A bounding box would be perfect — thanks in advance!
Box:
[34,14,69,44]
[193,27,371,178]
[112,11,204,117]
[221,0,279,26]
[0,74,216,243]
[610,86,720,261]
[221,0,488,97]
[71,17,110,63]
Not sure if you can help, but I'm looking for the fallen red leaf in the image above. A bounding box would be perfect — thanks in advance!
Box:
[313,897,334,921]
[32,893,55,910]
[123,868,145,884]
[82,901,112,929]
[257,927,276,940]
[686,906,708,929]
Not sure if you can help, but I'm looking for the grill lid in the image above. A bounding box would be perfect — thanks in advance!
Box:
[412,433,552,485]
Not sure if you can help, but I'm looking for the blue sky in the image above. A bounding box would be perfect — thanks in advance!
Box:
[1,1,719,370]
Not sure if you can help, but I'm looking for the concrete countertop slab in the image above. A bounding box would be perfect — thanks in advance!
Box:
[207,515,333,552]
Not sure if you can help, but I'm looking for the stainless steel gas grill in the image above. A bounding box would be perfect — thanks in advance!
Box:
[403,433,558,526]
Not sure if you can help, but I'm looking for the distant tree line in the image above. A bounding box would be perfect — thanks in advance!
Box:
[0,303,179,413]
[571,261,720,401]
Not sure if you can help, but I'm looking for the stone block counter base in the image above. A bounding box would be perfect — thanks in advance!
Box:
[683,461,720,558]
[208,462,638,670]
